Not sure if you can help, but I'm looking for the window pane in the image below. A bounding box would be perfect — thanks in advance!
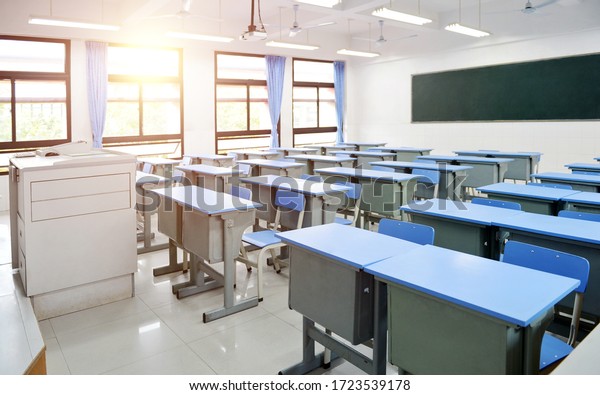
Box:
[293,87,317,128]
[249,86,270,131]
[216,85,247,132]
[217,135,271,154]
[319,87,337,127]
[15,80,67,141]
[108,46,179,77]
[217,54,266,80]
[0,39,65,72]
[106,82,139,137]
[0,80,11,142]
[294,132,337,146]
[294,60,333,83]
[142,83,180,135]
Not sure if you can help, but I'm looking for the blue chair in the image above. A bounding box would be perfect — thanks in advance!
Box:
[472,197,522,211]
[332,181,362,226]
[531,182,573,190]
[300,174,323,182]
[558,210,600,222]
[502,241,590,370]
[230,185,252,201]
[412,168,440,199]
[239,190,306,301]
[378,218,435,245]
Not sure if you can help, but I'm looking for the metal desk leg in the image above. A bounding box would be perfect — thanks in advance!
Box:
[279,317,334,375]
[372,280,388,374]
[173,254,222,299]
[153,239,189,276]
[203,212,259,322]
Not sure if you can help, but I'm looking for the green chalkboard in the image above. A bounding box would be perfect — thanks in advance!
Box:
[412,53,600,122]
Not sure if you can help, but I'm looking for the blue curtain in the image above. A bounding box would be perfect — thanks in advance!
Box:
[265,55,286,149]
[86,41,108,148]
[333,61,346,144]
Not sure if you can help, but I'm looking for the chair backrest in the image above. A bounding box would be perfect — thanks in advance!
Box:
[230,185,252,201]
[334,181,362,200]
[471,197,522,211]
[237,163,251,176]
[370,165,395,172]
[142,162,154,174]
[274,189,305,212]
[300,174,323,182]
[533,182,573,190]
[412,168,440,184]
[181,155,193,165]
[558,210,600,222]
[378,218,435,245]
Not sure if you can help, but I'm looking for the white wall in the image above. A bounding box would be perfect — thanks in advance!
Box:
[346,28,600,173]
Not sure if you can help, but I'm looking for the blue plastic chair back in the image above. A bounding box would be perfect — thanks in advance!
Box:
[334,181,362,200]
[300,174,323,182]
[502,241,589,293]
[472,197,522,211]
[370,165,395,172]
[558,210,600,223]
[533,183,573,190]
[230,185,252,201]
[412,168,440,184]
[274,189,305,212]
[378,219,435,246]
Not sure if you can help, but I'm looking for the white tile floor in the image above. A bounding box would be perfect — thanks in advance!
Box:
[1,211,394,375]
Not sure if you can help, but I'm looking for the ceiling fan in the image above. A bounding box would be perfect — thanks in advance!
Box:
[288,4,335,38]
[353,20,417,47]
[145,0,222,22]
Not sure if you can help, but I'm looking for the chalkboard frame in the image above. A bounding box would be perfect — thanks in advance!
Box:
[411,53,600,123]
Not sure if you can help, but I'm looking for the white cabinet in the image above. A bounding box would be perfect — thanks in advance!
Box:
[9,150,137,319]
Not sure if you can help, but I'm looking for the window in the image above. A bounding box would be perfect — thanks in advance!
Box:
[104,45,182,158]
[292,59,337,146]
[0,36,70,161]
[215,52,274,153]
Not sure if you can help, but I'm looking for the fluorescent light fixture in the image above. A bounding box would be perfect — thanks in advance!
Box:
[28,15,120,31]
[266,41,319,50]
[372,7,432,26]
[295,0,340,8]
[336,48,380,58]
[166,31,234,43]
[445,23,490,38]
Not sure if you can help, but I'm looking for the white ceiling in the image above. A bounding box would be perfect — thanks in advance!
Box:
[4,0,600,60]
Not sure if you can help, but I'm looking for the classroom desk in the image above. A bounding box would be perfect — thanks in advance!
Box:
[419,155,512,188]
[343,141,387,151]
[367,146,433,162]
[400,198,525,258]
[272,147,319,156]
[151,186,262,322]
[175,164,241,192]
[531,172,600,192]
[306,144,356,156]
[276,223,421,375]
[453,150,542,181]
[369,160,472,200]
[564,162,600,174]
[136,171,169,254]
[552,320,600,375]
[366,245,579,374]
[561,191,600,214]
[183,153,234,167]
[286,154,356,175]
[240,175,350,229]
[315,167,422,224]
[330,150,396,170]
[236,159,306,178]
[493,212,600,321]
[228,150,282,161]
[476,182,579,215]
[138,157,180,178]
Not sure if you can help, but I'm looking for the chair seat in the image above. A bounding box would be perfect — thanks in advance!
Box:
[334,217,353,226]
[540,333,574,370]
[242,230,282,248]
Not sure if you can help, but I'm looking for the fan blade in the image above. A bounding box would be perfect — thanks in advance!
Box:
[536,0,559,8]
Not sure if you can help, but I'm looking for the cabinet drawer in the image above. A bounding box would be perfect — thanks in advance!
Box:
[31,191,131,221]
[30,173,131,202]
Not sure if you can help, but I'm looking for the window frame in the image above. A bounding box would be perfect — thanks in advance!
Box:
[0,35,71,153]
[292,57,337,146]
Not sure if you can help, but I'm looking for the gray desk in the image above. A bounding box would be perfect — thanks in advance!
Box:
[564,162,600,174]
[531,172,600,192]
[136,171,169,254]
[343,141,387,151]
[330,150,396,170]
[240,175,350,229]
[276,223,421,375]
[476,182,579,215]
[272,147,319,156]
[286,154,356,175]
[552,321,600,374]
[151,186,262,322]
[368,146,433,162]
[315,167,422,224]
[493,212,600,321]
[454,150,542,181]
[420,155,512,188]
[138,157,180,178]
[183,153,234,167]
[366,245,578,374]
[228,150,282,161]
[400,198,525,258]
[236,159,306,178]
[175,164,241,192]
[306,144,356,156]
[561,191,600,214]
[370,161,472,200]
